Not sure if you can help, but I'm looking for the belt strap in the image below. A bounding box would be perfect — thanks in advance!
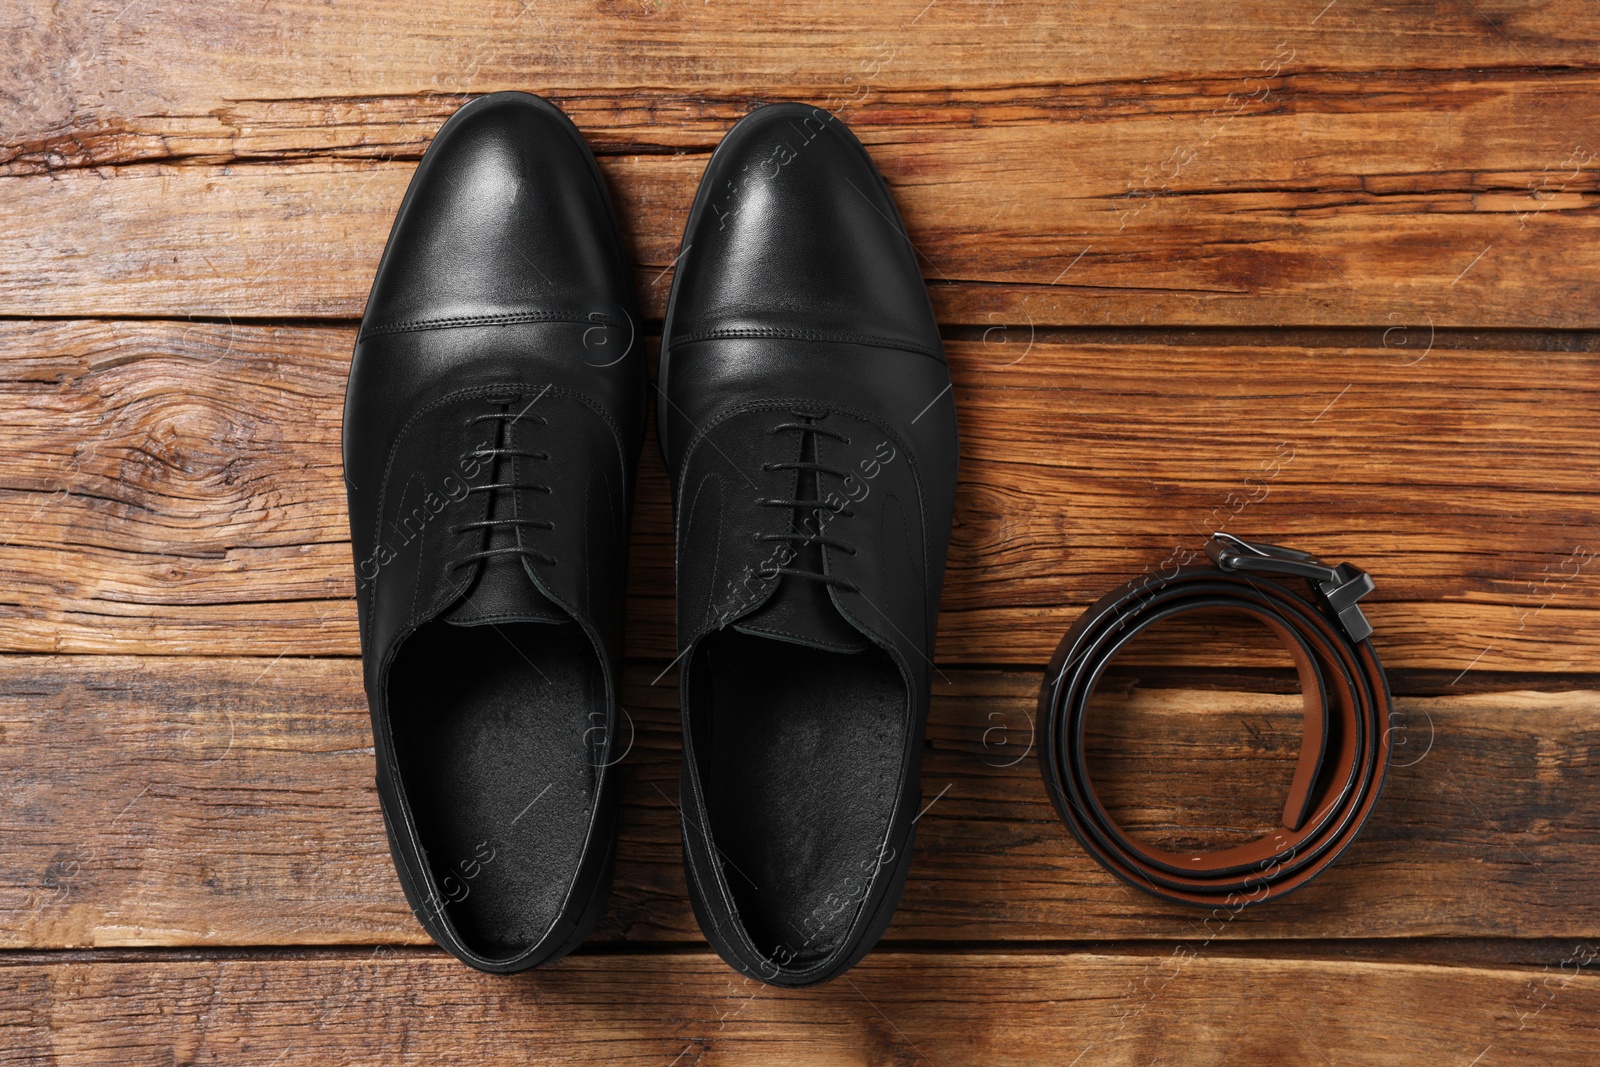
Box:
[1037,534,1392,906]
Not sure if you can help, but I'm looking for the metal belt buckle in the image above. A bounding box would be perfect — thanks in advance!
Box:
[1203,532,1376,642]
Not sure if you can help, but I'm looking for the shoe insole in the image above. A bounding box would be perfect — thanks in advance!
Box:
[698,629,906,964]
[388,618,602,960]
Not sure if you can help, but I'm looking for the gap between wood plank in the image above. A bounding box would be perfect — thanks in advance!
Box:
[0,653,1593,695]
[1,938,1593,970]
[4,315,1598,350]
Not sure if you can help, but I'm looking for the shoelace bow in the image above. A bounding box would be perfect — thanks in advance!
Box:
[448,398,558,571]
[754,409,860,593]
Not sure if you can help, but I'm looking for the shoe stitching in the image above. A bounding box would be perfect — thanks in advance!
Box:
[671,325,941,360]
[735,620,868,653]
[410,491,428,625]
[453,610,561,624]
[687,474,725,630]
[359,309,627,341]
[584,469,595,622]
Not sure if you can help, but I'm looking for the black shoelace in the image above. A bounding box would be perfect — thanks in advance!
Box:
[448,398,557,571]
[754,409,860,592]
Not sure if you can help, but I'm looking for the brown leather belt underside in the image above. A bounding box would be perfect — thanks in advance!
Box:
[1037,536,1392,907]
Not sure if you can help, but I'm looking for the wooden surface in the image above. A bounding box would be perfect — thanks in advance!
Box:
[4,657,1598,949]
[4,951,1597,1065]
[4,0,1599,1063]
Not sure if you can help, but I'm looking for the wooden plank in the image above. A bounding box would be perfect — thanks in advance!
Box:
[11,0,1600,144]
[2,950,1595,1064]
[3,655,1596,949]
[3,69,1600,325]
[10,69,1599,170]
[2,319,1596,669]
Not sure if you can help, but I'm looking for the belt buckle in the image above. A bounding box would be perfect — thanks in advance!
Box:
[1203,532,1376,642]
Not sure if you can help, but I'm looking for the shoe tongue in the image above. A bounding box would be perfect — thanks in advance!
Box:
[441,553,570,627]
[441,443,569,627]
[733,567,871,652]
[731,424,870,653]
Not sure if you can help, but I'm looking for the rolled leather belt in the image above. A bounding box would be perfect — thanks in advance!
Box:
[1038,534,1392,906]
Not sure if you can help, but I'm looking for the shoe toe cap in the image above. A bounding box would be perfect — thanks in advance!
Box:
[671,103,941,357]
[362,92,631,334]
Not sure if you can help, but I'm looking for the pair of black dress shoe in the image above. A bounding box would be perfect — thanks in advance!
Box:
[343,93,958,987]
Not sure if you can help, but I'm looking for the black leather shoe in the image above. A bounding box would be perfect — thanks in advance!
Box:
[659,103,959,987]
[342,92,644,973]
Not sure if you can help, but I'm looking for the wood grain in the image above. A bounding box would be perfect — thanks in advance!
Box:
[3,68,1600,325]
[11,0,1600,140]
[3,949,1595,1065]
[6,2,1598,1061]
[6,70,1600,171]
[2,319,1594,669]
[2,655,1595,950]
